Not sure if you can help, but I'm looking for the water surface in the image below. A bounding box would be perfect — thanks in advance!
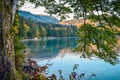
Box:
[23,37,120,80]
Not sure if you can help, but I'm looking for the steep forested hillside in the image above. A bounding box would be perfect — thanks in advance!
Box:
[18,10,59,24]
[17,10,77,38]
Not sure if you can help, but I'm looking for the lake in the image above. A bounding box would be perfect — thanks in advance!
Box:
[23,37,120,80]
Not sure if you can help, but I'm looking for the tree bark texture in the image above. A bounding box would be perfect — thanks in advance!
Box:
[0,0,18,80]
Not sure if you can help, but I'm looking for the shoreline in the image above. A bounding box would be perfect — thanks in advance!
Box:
[22,37,78,42]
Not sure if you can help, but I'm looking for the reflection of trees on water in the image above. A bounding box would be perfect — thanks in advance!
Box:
[23,38,78,58]
[23,37,120,65]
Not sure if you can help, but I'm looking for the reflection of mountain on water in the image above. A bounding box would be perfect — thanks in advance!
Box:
[56,48,78,59]
[23,37,78,59]
[59,48,73,53]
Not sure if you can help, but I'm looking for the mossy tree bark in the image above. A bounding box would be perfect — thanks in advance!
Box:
[0,0,18,80]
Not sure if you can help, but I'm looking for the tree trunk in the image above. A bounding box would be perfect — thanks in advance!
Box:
[0,0,18,80]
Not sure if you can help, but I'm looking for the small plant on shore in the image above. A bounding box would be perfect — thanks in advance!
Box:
[46,64,96,80]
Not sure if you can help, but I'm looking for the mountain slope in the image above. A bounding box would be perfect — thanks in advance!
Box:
[60,19,84,28]
[17,11,77,38]
[18,10,59,24]
[60,19,98,28]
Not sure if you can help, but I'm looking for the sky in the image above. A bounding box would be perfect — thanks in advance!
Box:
[20,2,48,15]
[20,2,74,20]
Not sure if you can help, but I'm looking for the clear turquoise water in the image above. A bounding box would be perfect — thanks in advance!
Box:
[23,37,120,80]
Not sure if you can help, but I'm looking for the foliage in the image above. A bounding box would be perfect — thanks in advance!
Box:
[25,0,120,64]
[19,16,30,38]
[47,64,96,80]
[13,13,27,79]
[13,13,26,57]
[18,15,77,38]
[75,23,119,64]
[40,26,47,37]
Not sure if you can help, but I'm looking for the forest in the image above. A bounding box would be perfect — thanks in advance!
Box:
[16,11,77,38]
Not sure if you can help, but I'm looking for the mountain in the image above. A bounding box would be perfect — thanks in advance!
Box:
[60,19,83,25]
[60,19,84,28]
[60,19,99,28]
[17,10,77,38]
[18,10,59,24]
